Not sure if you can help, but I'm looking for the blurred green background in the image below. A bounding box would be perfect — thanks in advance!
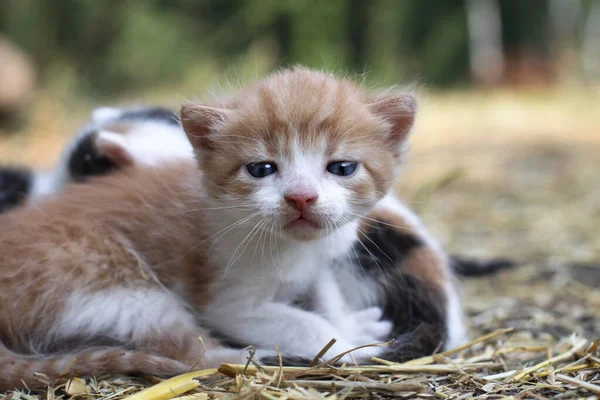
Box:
[1,0,600,101]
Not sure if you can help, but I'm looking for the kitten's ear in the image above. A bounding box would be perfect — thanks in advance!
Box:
[180,104,230,150]
[94,130,134,167]
[368,92,417,150]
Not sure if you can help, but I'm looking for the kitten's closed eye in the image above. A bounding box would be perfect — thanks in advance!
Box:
[246,162,278,178]
[326,161,358,177]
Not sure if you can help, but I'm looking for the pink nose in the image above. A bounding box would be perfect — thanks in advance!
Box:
[285,192,318,212]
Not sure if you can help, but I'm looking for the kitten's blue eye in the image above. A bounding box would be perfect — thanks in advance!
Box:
[326,161,358,176]
[246,162,278,178]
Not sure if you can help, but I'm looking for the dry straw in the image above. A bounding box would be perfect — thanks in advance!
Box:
[4,327,598,399]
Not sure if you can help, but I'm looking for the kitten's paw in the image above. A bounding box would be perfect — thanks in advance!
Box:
[362,319,393,341]
[338,307,392,344]
[353,307,383,322]
[352,307,392,339]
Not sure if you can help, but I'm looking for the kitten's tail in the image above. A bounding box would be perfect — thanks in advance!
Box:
[450,254,516,276]
[0,345,188,391]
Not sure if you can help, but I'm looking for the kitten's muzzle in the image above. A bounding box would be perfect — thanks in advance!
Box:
[284,192,317,213]
[283,215,320,232]
[281,189,322,234]
[282,207,321,230]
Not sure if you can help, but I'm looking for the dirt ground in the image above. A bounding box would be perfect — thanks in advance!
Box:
[0,89,598,398]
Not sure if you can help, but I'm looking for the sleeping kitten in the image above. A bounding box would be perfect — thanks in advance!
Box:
[0,67,418,390]
[0,106,190,212]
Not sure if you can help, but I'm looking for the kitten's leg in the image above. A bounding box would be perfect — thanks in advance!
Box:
[312,268,392,344]
[136,324,270,369]
[54,288,264,369]
[202,302,382,362]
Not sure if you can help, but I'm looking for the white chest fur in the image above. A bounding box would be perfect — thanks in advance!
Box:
[203,219,359,309]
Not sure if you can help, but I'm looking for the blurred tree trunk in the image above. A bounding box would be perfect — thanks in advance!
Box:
[549,0,581,82]
[466,0,504,86]
[347,0,371,71]
[582,0,600,82]
[273,11,293,67]
[549,0,581,46]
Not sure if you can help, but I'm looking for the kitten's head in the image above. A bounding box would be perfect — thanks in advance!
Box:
[181,67,416,240]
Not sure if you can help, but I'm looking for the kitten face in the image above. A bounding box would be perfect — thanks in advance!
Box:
[182,68,416,240]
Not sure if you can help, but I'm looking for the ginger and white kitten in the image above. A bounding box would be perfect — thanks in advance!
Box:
[0,100,470,366]
[0,67,420,390]
[0,99,473,371]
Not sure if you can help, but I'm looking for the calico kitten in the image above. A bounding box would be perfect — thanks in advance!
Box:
[0,67,417,390]
[0,106,190,212]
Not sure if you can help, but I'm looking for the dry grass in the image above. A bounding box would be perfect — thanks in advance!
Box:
[1,88,599,399]
[5,329,599,399]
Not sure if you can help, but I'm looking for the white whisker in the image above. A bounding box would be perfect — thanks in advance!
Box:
[347,212,417,232]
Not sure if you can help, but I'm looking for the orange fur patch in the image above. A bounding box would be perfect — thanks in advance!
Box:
[0,162,213,350]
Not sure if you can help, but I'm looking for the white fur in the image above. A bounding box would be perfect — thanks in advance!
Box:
[30,171,61,198]
[443,282,468,349]
[202,217,359,304]
[97,121,193,167]
[92,107,123,122]
[198,202,387,361]
[56,287,278,367]
[313,267,392,344]
[56,288,197,343]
